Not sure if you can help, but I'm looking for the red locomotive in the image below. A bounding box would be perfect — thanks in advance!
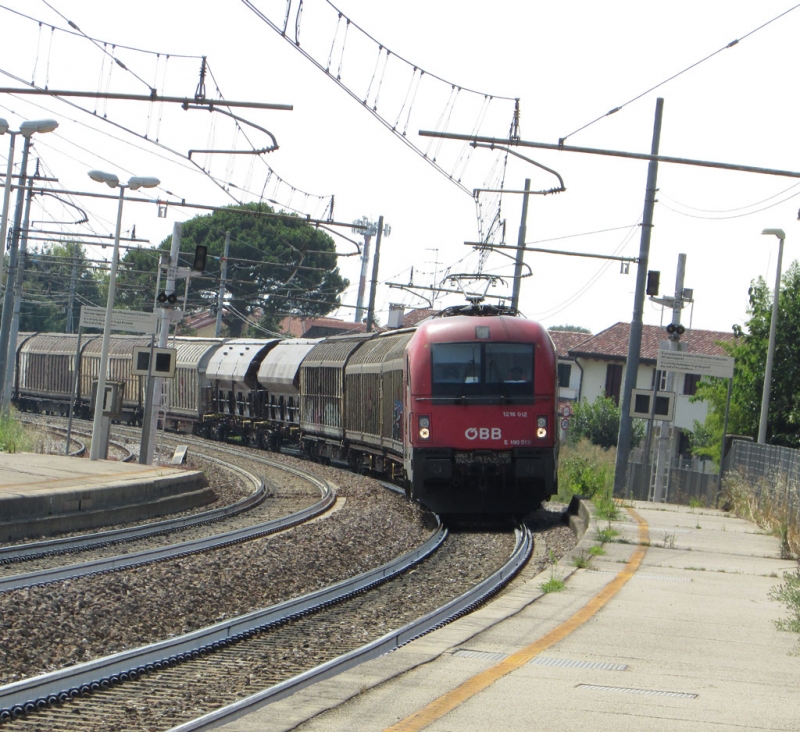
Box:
[299,305,559,514]
[402,307,559,513]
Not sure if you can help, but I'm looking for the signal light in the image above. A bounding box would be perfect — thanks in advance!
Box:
[157,291,179,306]
[666,323,686,336]
[192,245,207,272]
[646,270,660,297]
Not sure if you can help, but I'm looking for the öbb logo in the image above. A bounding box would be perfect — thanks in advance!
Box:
[465,427,502,440]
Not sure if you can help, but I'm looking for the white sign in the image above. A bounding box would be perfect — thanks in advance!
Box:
[630,389,676,421]
[656,349,735,379]
[132,347,177,378]
[80,306,158,334]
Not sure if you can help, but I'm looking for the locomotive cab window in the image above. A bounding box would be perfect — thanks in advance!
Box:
[431,342,533,402]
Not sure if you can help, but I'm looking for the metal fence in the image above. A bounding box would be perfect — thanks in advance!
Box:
[625,458,718,505]
[723,440,800,533]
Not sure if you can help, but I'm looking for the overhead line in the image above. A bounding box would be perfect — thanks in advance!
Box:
[0,88,293,111]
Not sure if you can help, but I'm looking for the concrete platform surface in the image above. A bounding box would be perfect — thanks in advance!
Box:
[219,501,800,732]
[0,452,210,540]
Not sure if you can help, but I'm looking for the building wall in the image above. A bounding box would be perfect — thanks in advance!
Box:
[576,357,709,431]
[556,359,581,401]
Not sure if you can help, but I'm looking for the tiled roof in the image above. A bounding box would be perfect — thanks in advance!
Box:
[548,330,592,358]
[278,316,366,338]
[402,308,438,327]
[569,322,735,363]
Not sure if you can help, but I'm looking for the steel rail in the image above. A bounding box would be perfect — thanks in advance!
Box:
[0,518,447,719]
[0,460,334,593]
[171,524,531,732]
[0,454,265,566]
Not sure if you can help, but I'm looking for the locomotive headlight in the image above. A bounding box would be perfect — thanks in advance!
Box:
[418,415,431,440]
[536,416,548,439]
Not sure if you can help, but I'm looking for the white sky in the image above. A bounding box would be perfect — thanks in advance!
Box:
[2,0,799,336]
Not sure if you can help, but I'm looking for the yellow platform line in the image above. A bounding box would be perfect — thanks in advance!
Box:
[385,507,649,732]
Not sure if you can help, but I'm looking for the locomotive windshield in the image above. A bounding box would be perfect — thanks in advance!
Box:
[430,342,534,402]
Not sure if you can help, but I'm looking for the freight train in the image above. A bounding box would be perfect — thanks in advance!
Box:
[11,305,559,514]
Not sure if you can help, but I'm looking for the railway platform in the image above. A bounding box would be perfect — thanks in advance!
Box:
[0,452,210,541]
[220,499,799,732]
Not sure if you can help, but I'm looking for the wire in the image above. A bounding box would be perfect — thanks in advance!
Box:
[529,218,642,321]
[0,3,202,59]
[659,182,800,214]
[559,3,800,144]
[658,188,800,220]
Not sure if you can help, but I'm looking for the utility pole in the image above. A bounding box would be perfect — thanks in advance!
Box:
[510,178,531,312]
[0,134,33,411]
[352,217,390,325]
[366,215,385,333]
[614,97,664,497]
[354,227,372,323]
[652,253,687,502]
[215,231,230,337]
[65,261,77,333]
[140,223,181,465]
[2,169,35,409]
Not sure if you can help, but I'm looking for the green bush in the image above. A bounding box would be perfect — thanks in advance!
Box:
[770,566,800,650]
[0,410,32,454]
[569,394,644,450]
[557,439,615,501]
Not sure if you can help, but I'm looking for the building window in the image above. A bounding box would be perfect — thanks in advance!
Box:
[684,373,701,396]
[651,369,667,391]
[557,363,572,388]
[605,363,623,405]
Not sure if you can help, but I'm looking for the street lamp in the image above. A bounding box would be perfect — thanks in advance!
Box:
[0,118,59,411]
[758,228,786,444]
[88,170,160,460]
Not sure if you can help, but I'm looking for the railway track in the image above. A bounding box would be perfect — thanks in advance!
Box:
[1,415,570,730]
[0,521,529,731]
[0,458,339,592]
[0,420,335,582]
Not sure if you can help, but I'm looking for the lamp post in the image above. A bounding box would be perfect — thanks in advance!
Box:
[88,170,160,460]
[0,118,59,411]
[758,228,786,444]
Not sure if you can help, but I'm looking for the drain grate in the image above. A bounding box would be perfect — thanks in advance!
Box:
[531,657,628,671]
[578,684,697,698]
[452,650,628,671]
[452,649,509,662]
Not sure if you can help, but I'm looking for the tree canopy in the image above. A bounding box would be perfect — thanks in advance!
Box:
[116,203,348,336]
[693,260,800,454]
[569,393,644,449]
[18,241,101,333]
[549,324,591,333]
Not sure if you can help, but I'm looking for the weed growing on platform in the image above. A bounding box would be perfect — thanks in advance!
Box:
[596,524,620,543]
[588,545,605,557]
[662,531,677,549]
[0,410,33,453]
[594,495,622,521]
[770,566,800,652]
[572,550,591,569]
[723,469,798,559]
[540,550,565,593]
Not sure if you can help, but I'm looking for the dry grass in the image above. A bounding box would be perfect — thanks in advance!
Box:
[722,469,799,559]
